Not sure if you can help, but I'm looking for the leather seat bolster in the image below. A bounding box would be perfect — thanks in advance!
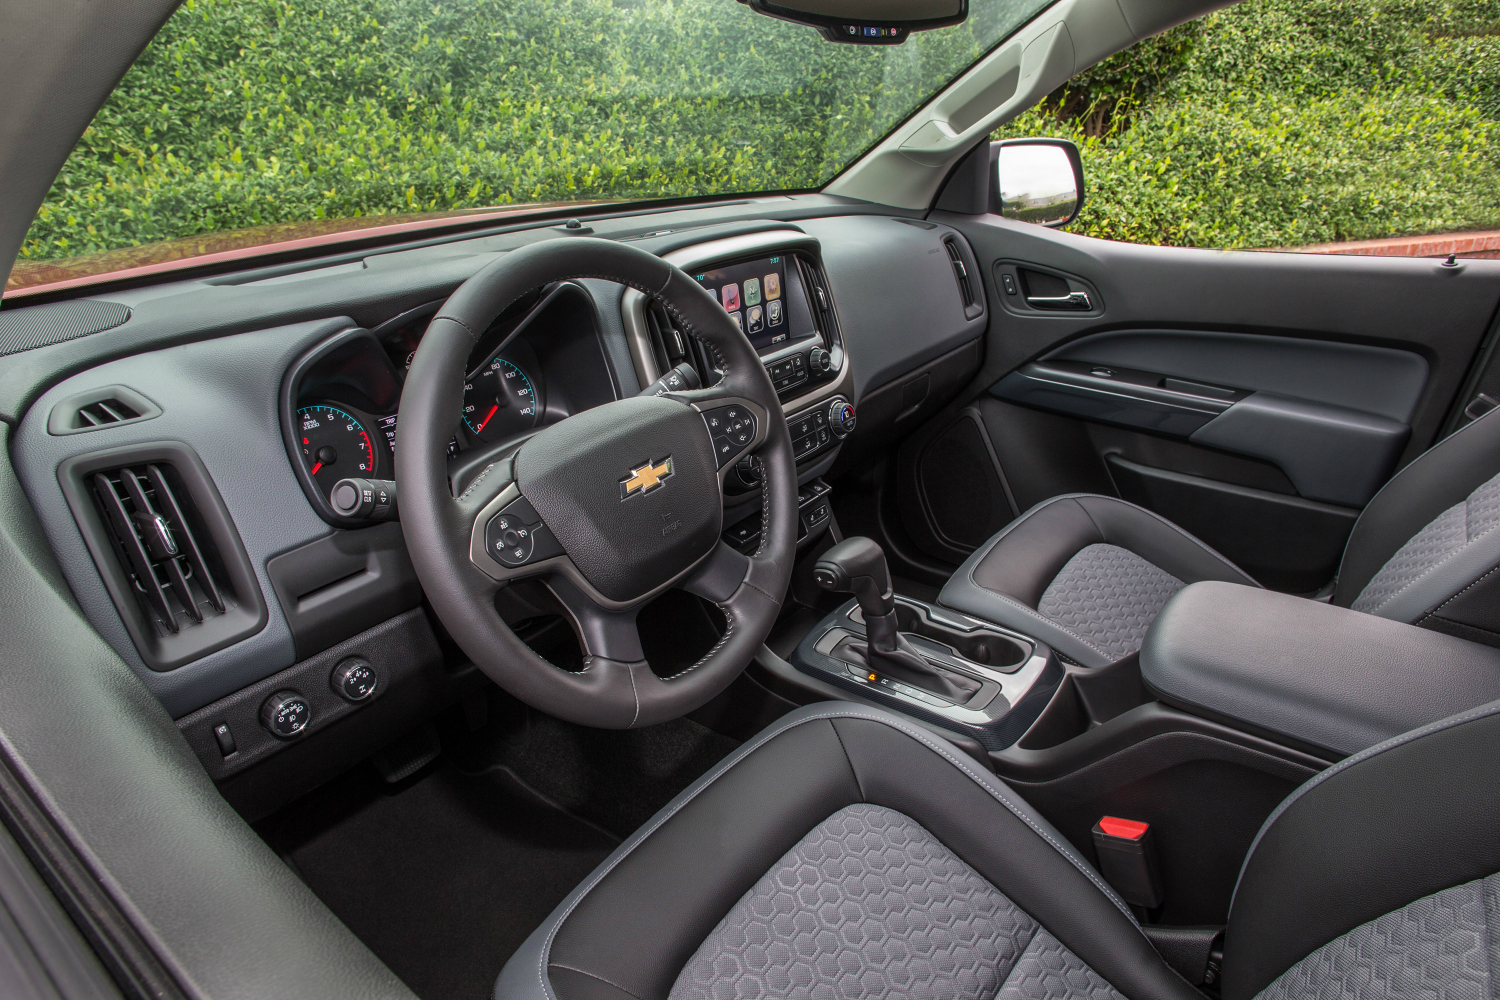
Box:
[939,495,1257,667]
[499,704,1200,1000]
[1335,406,1500,607]
[1223,701,1500,1000]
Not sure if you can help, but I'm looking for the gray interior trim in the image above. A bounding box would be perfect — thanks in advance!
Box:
[1188,392,1409,507]
[1141,582,1500,758]
[0,301,132,357]
[1049,330,1429,425]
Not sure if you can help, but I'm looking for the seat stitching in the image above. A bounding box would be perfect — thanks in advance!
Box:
[1359,515,1500,615]
[546,962,645,1000]
[1432,561,1500,615]
[535,706,1140,999]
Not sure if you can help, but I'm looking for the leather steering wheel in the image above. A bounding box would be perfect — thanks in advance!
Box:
[397,238,798,728]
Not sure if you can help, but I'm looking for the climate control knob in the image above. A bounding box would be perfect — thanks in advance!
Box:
[260,690,311,739]
[828,399,857,438]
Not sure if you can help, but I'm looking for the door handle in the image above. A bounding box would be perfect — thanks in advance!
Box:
[1026,291,1092,310]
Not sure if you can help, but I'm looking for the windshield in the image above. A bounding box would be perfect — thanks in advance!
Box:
[9,0,1052,294]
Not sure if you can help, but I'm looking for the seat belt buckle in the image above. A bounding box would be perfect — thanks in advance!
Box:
[1092,816,1163,909]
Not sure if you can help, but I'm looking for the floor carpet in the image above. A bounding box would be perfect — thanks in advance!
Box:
[262,761,617,1000]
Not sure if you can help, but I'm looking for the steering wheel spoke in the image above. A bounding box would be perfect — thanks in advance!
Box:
[546,574,647,666]
[467,480,569,583]
[667,384,770,476]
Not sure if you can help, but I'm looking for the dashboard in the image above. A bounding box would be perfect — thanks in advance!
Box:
[7,206,987,803]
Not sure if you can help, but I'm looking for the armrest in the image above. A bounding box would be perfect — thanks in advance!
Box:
[1140,582,1500,758]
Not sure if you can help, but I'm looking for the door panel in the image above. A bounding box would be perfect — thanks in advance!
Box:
[902,213,1500,589]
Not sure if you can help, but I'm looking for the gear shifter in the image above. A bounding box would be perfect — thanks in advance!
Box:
[812,537,977,703]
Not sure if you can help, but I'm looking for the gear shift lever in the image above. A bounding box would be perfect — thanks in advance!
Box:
[813,537,976,703]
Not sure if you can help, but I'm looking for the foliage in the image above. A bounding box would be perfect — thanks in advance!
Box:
[20,0,1035,261]
[998,0,1500,248]
[18,0,1500,262]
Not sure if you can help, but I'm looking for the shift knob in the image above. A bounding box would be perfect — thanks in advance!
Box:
[813,536,895,620]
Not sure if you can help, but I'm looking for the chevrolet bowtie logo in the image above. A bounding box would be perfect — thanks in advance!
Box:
[620,457,674,499]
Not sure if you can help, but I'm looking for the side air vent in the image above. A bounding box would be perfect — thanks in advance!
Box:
[59,443,268,671]
[944,237,984,320]
[92,464,224,634]
[47,385,162,435]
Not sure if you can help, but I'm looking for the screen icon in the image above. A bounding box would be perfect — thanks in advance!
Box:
[729,311,743,332]
[746,305,764,334]
[721,283,740,312]
[743,278,761,307]
[767,298,784,326]
[764,272,780,299]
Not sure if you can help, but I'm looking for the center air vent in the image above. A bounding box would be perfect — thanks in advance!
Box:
[59,443,268,671]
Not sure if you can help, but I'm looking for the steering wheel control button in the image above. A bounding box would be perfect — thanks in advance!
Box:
[260,691,311,739]
[485,494,564,568]
[702,405,758,467]
[331,657,378,702]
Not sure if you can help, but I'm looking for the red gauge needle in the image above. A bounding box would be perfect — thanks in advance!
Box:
[476,403,499,433]
[310,461,323,475]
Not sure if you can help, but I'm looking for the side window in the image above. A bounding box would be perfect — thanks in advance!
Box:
[994,0,1500,260]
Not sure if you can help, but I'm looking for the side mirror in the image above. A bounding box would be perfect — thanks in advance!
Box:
[744,0,967,44]
[993,139,1085,228]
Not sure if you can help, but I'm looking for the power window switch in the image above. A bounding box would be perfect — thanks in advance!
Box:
[212,722,237,757]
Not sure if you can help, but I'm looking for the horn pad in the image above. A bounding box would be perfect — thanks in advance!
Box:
[515,395,723,604]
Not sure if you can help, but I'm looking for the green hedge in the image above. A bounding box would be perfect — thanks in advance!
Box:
[19,0,1500,262]
[997,0,1500,247]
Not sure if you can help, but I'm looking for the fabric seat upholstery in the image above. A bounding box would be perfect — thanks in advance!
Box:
[496,698,1500,1000]
[940,407,1500,666]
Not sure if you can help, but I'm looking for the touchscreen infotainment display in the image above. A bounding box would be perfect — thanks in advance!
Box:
[693,255,818,353]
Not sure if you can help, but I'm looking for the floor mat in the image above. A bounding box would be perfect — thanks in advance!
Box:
[262,762,617,1000]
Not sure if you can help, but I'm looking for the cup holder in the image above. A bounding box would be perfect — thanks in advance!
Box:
[888,602,1029,669]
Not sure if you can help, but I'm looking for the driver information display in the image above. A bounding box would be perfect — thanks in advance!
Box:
[693,255,814,352]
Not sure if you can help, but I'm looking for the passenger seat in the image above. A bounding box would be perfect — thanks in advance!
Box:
[939,406,1500,667]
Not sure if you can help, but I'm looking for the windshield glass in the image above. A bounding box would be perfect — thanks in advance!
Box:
[10,0,1052,294]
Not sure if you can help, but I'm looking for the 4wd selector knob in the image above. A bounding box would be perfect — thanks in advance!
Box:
[828,399,856,438]
[331,657,378,702]
[260,690,311,739]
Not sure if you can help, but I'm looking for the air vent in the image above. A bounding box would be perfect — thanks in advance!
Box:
[47,385,161,435]
[645,301,723,386]
[60,443,268,671]
[796,258,842,344]
[944,238,980,316]
[92,464,225,635]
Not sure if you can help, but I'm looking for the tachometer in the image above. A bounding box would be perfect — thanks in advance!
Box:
[462,356,540,443]
[297,404,377,494]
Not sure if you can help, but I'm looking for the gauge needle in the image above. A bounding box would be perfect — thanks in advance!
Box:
[476,403,499,433]
[310,461,323,475]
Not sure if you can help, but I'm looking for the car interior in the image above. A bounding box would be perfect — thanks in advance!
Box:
[3,0,1500,999]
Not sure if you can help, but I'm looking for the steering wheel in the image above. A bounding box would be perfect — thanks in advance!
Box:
[396,238,798,728]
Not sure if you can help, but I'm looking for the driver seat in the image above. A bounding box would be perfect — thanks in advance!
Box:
[495,701,1500,1000]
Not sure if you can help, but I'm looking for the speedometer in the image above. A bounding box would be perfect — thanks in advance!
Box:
[297,404,377,494]
[462,356,540,443]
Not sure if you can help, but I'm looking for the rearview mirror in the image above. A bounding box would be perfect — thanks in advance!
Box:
[994,139,1085,228]
[743,0,968,44]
